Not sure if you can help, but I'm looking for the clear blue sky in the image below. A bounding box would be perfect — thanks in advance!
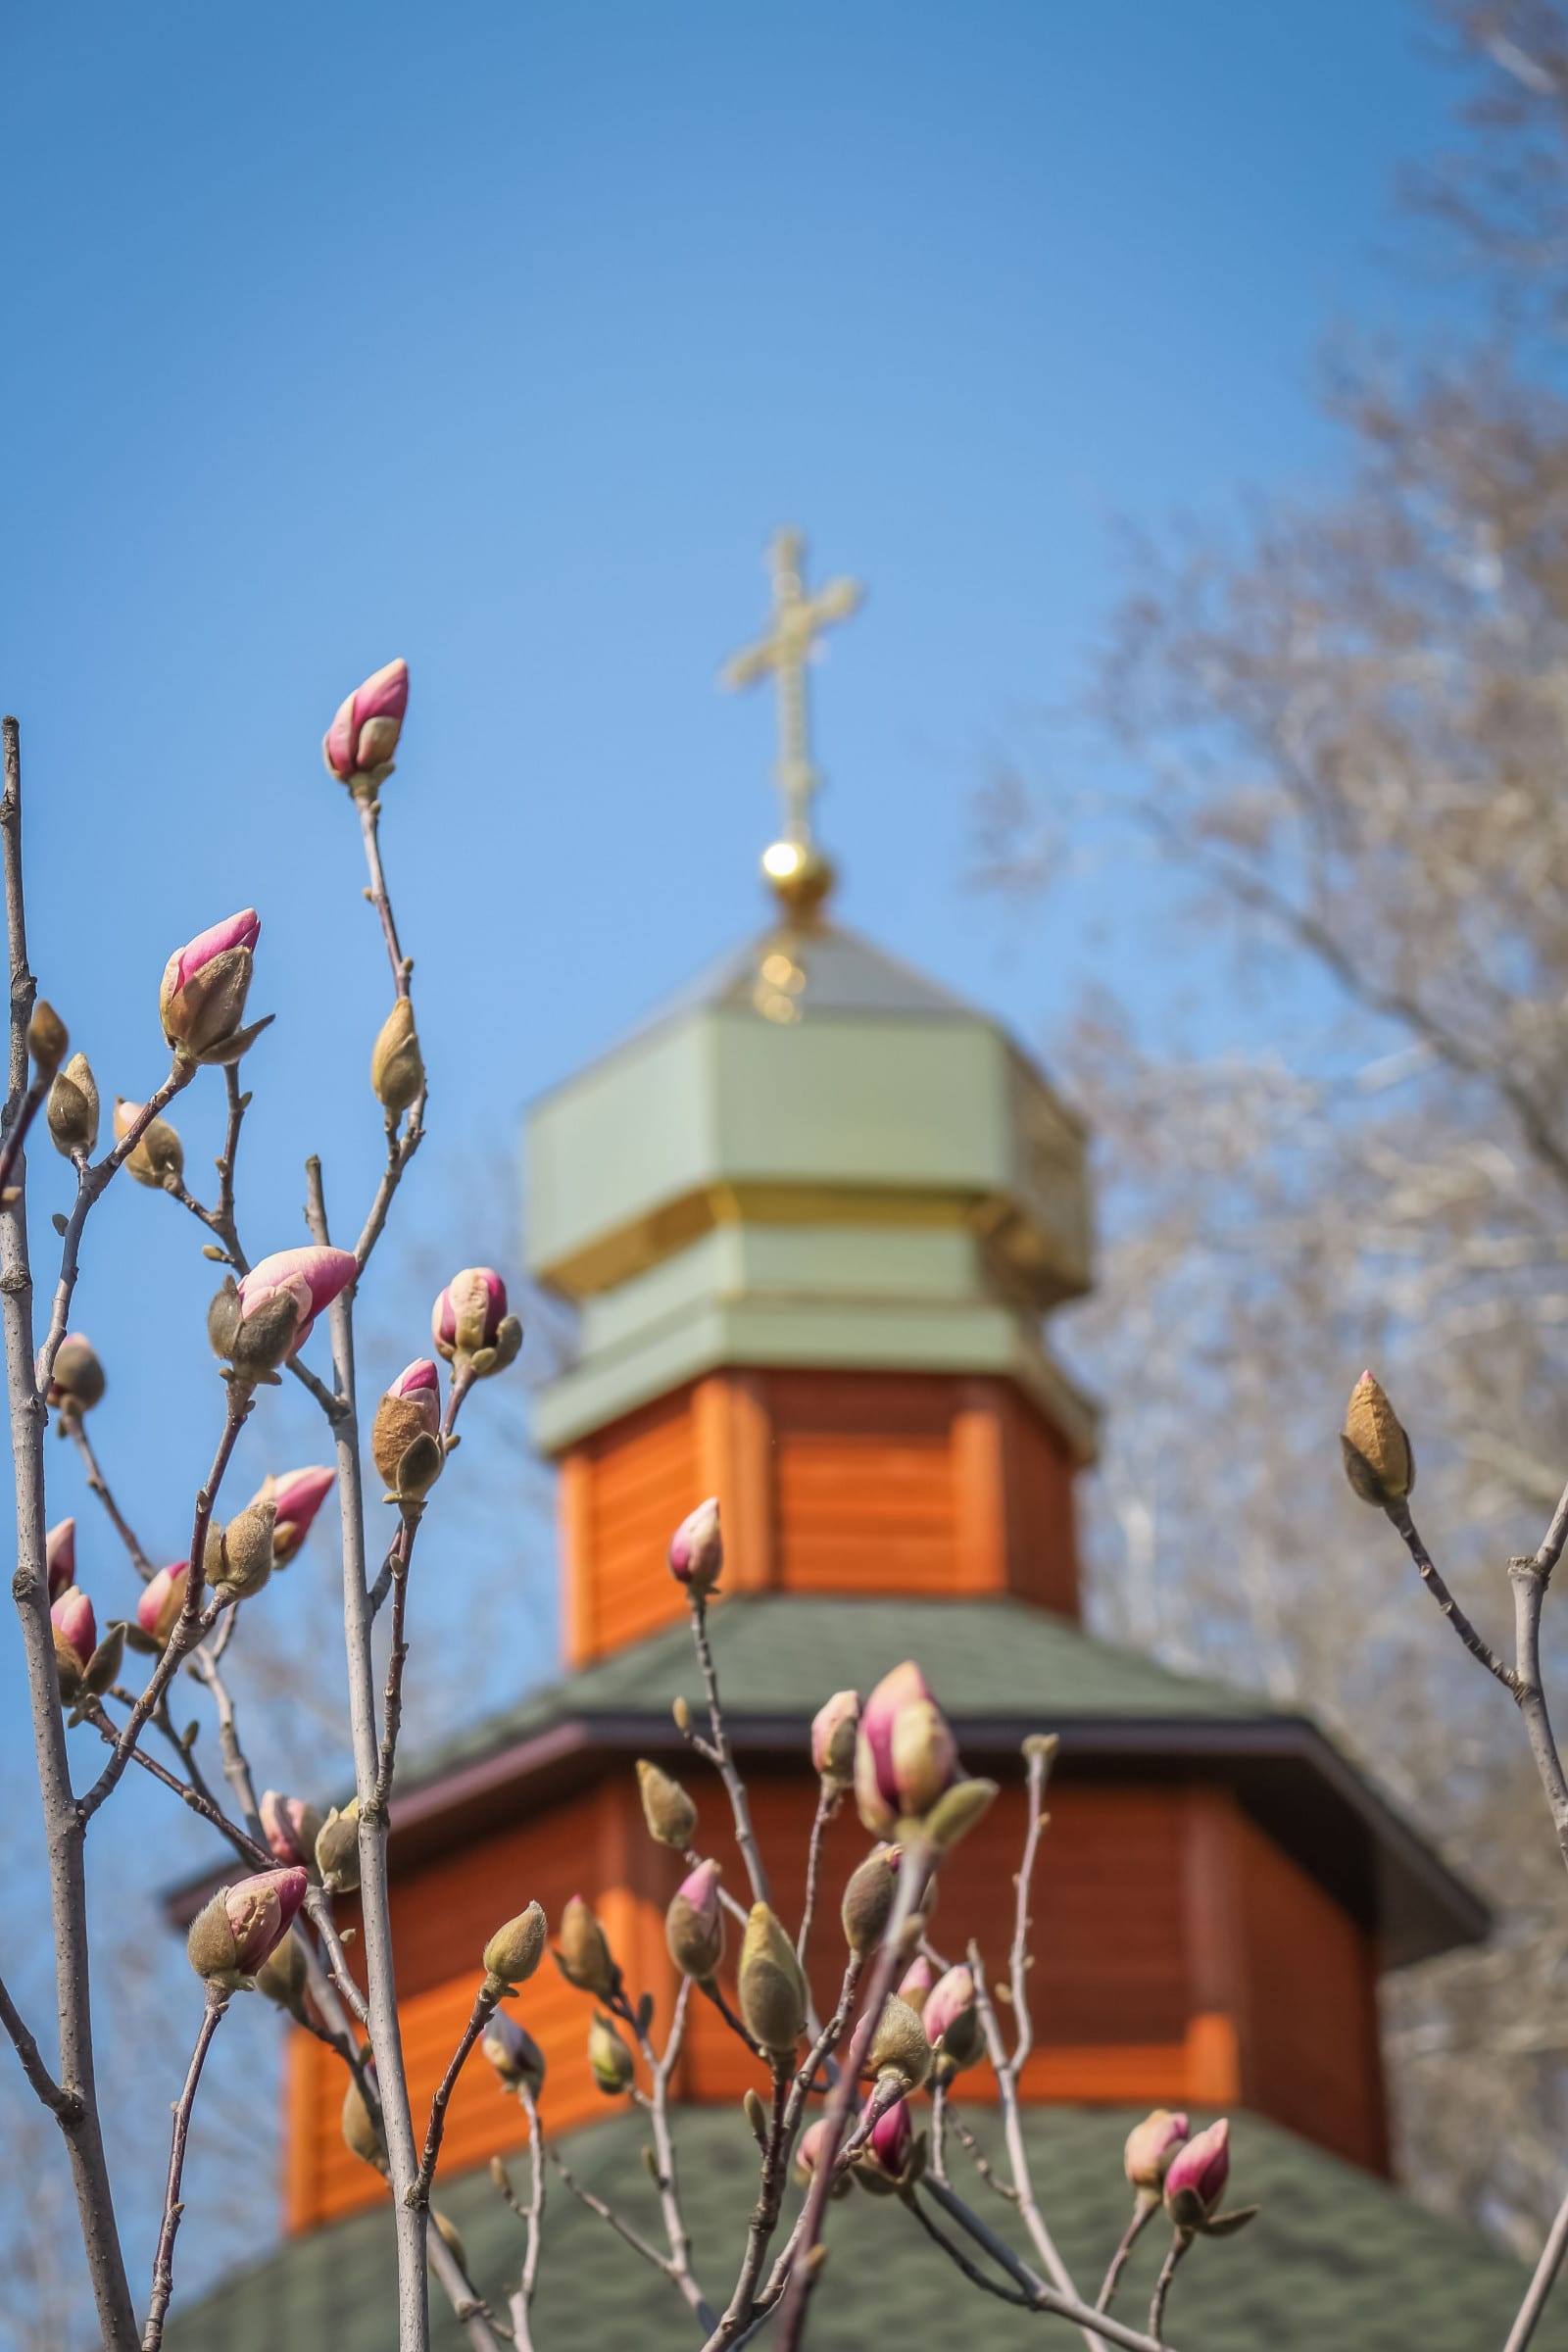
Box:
[3,0,1473,2301]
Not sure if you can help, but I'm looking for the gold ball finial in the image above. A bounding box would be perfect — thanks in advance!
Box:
[761,840,835,917]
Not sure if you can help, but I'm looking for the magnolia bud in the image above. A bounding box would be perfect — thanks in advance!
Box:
[587,2012,635,2095]
[665,1859,724,1982]
[1341,1371,1414,1506]
[842,1846,901,1956]
[1163,2117,1236,2230]
[186,1866,307,1990]
[323,659,409,788]
[431,1268,520,1378]
[793,2118,854,2199]
[923,1778,999,1854]
[738,1903,808,2056]
[863,1994,931,2092]
[315,1800,361,1892]
[260,1465,336,1566]
[114,1097,183,1189]
[160,910,266,1063]
[636,1759,698,1849]
[858,2094,915,2192]
[811,1690,860,1787]
[342,2065,386,2172]
[45,1518,75,1601]
[48,1333,105,1418]
[82,1621,124,1697]
[47,1054,99,1158]
[206,1498,276,1603]
[211,1247,358,1380]
[261,1789,324,1872]
[557,1895,615,1997]
[855,1662,959,1834]
[256,1930,310,2017]
[1125,2109,1190,2198]
[923,1964,983,2077]
[483,1900,548,1986]
[371,1359,444,1499]
[51,1586,96,1701]
[668,1497,722,1594]
[370,999,424,1113]
[27,1000,67,1076]
[896,1956,935,2012]
[483,2009,546,2095]
[137,1562,192,1649]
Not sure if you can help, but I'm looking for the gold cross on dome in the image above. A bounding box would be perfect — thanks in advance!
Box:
[720,527,862,912]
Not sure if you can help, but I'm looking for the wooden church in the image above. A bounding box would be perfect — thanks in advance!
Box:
[175,538,1555,2352]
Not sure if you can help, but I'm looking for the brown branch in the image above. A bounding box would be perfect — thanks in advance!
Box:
[499,2085,548,2352]
[0,1969,79,2123]
[0,1067,48,1199]
[413,1980,502,2205]
[906,2187,1037,2307]
[923,2177,1179,2352]
[69,1419,155,1580]
[141,1987,226,2350]
[1386,1500,1516,1692]
[1098,2201,1157,2314]
[796,1781,837,1964]
[687,1593,770,1905]
[1148,2230,1191,2345]
[1505,2178,1568,2352]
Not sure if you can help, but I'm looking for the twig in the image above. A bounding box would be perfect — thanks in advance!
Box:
[947,2103,1019,2205]
[69,1420,155,1579]
[548,2144,678,2278]
[687,1593,770,1906]
[141,1987,226,2350]
[1505,2178,1568,2352]
[413,1980,502,2205]
[923,2177,1179,2352]
[0,1066,47,1199]
[906,2187,1036,2306]
[1098,2203,1156,2313]
[502,2085,548,2352]
[796,1781,837,1963]
[0,1969,79,2122]
[1148,2230,1190,2344]
[1387,1500,1516,1692]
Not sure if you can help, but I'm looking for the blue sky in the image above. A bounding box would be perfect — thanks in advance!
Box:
[2,0,1479,2304]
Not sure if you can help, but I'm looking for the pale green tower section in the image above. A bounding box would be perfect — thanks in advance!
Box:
[526,916,1096,1455]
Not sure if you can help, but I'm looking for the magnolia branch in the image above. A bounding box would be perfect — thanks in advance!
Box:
[141,1989,227,2352]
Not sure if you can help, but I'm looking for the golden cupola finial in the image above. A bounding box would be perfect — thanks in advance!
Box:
[720,527,863,917]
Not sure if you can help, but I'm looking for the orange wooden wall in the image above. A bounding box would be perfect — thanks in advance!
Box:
[559,1368,1080,1663]
[284,1767,1384,2231]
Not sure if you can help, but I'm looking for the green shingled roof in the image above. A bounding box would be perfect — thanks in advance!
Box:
[169,2103,1565,2351]
[399,1594,1275,1799]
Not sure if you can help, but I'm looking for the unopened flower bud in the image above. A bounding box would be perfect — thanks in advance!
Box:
[256,1930,310,2017]
[210,1247,357,1380]
[794,2117,855,2198]
[483,1900,548,1986]
[810,1689,860,1787]
[924,1964,983,2078]
[431,1268,520,1379]
[342,2062,385,2172]
[636,1759,698,1849]
[205,1498,276,1603]
[842,1845,901,1956]
[1125,2109,1190,2199]
[896,1956,935,2012]
[923,1777,999,1854]
[160,910,266,1063]
[137,1562,192,1649]
[862,1994,931,2092]
[51,1586,96,1701]
[27,1000,67,1076]
[323,659,409,788]
[48,1333,105,1418]
[665,1858,724,1982]
[587,2012,635,2095]
[557,1895,615,1997]
[855,1662,959,1835]
[80,1620,124,1697]
[186,1866,307,1990]
[483,2009,546,2095]
[1163,2118,1250,2235]
[431,2208,467,2271]
[738,1902,808,2056]
[1341,1370,1414,1506]
[114,1096,183,1189]
[257,1464,336,1566]
[261,1788,323,1872]
[857,2094,915,2191]
[668,1497,722,1594]
[47,1054,99,1158]
[370,998,424,1113]
[45,1517,75,1601]
[315,1800,361,1892]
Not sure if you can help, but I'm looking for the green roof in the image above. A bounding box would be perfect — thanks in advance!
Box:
[169,2103,1564,2351]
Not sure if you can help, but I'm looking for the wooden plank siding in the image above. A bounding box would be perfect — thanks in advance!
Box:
[559,1369,1080,1664]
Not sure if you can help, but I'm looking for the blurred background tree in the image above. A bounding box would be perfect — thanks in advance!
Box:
[980,0,1568,2258]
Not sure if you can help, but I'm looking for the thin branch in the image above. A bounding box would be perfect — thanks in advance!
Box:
[947,2103,1020,2205]
[0,1970,78,2122]
[1386,1500,1517,1692]
[1148,2230,1190,2345]
[141,1988,226,2351]
[687,1594,770,1907]
[906,2187,1036,2307]
[0,1067,48,1199]
[923,2177,1179,2352]
[500,2086,548,2352]
[1098,2202,1157,2314]
[413,1981,502,2205]
[548,2144,679,2278]
[69,1419,154,1580]
[1505,2178,1568,2352]
[796,1782,837,1964]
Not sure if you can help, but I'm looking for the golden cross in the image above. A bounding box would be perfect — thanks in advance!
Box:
[721,528,862,909]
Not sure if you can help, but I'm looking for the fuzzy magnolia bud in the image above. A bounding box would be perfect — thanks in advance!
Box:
[811,1689,860,1787]
[483,2009,546,2096]
[1341,1370,1414,1506]
[323,658,409,788]
[136,1562,192,1650]
[842,1845,902,1956]
[370,1357,444,1505]
[1162,2118,1258,2238]
[923,1777,1000,1855]
[1125,2110,1190,2199]
[51,1586,96,1701]
[257,1465,336,1566]
[923,1964,983,2077]
[636,1759,698,1849]
[206,1498,276,1603]
[896,1956,935,2012]
[862,1993,932,2092]
[587,2012,635,2095]
[160,909,267,1063]
[261,1789,324,1872]
[370,998,424,1113]
[665,1858,724,1982]
[431,1267,521,1380]
[114,1096,183,1189]
[186,1866,307,1990]
[342,2064,385,2172]
[855,1661,959,1836]
[45,1518,75,1602]
[315,1800,362,1892]
[667,1497,722,1595]
[738,1902,808,2056]
[255,1930,310,2017]
[793,2118,854,2199]
[483,1900,548,1986]
[27,1000,67,1076]
[557,1895,615,1997]
[48,1333,105,1418]
[209,1246,358,1380]
[47,1053,99,1158]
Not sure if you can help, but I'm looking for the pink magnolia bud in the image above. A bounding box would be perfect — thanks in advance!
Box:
[1164,2118,1230,2219]
[666,1857,725,1982]
[855,1661,959,1834]
[866,2093,912,2180]
[187,1866,308,1987]
[258,1466,337,1565]
[795,2118,832,2179]
[323,659,409,785]
[371,1358,446,1497]
[896,1956,935,2012]
[1125,2109,1190,2195]
[431,1267,509,1357]
[51,1586,96,1684]
[668,1497,722,1594]
[261,1788,324,1871]
[46,1518,75,1601]
[213,1247,358,1375]
[482,2008,546,2096]
[810,1689,860,1787]
[160,909,262,1058]
[137,1562,190,1649]
[924,1963,983,2074]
